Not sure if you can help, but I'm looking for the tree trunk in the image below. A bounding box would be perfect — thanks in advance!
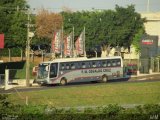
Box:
[101,44,111,57]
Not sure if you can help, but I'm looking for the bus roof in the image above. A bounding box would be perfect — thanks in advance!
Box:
[40,56,122,64]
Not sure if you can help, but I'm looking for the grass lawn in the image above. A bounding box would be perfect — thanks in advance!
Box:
[8,81,160,107]
[13,62,36,79]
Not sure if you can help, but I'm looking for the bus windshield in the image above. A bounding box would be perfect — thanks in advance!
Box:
[37,63,49,79]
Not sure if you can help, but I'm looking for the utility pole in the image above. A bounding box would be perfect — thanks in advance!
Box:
[147,0,150,12]
[72,26,74,57]
[26,9,30,87]
[84,26,86,57]
[61,25,64,58]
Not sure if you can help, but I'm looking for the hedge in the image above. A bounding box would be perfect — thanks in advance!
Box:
[0,94,160,120]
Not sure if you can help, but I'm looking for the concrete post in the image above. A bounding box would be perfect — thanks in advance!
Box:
[137,54,140,76]
[157,58,159,72]
[42,50,44,62]
[137,58,140,76]
[8,48,11,62]
[5,69,9,90]
[94,50,97,58]
[21,49,23,61]
[149,57,152,74]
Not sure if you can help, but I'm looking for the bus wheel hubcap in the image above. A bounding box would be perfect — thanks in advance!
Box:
[103,77,107,82]
[61,79,66,85]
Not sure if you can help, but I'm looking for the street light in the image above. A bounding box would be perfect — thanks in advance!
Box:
[26,9,35,87]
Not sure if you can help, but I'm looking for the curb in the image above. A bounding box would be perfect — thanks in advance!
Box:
[129,73,160,81]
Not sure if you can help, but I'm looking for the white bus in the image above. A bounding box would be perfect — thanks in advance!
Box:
[35,56,124,85]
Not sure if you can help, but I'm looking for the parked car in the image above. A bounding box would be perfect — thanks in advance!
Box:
[125,64,137,75]
[30,44,51,56]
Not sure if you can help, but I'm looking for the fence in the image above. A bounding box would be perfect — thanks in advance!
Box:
[152,58,160,72]
[123,58,160,74]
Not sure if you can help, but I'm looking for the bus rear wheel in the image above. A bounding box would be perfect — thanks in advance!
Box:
[102,75,108,83]
[60,78,67,85]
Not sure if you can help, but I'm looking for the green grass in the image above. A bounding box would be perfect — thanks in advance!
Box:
[13,62,36,79]
[8,81,160,107]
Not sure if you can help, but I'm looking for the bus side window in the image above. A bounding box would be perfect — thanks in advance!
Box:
[92,62,96,67]
[112,61,116,66]
[102,61,107,67]
[86,62,91,68]
[66,64,70,70]
[117,60,121,66]
[98,61,102,67]
[71,63,75,69]
[107,61,111,67]
[88,62,92,68]
[61,64,64,70]
[82,62,86,68]
[76,62,81,69]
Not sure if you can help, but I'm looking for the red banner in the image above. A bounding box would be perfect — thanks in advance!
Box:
[75,31,84,55]
[64,33,72,57]
[51,30,61,53]
[0,34,4,49]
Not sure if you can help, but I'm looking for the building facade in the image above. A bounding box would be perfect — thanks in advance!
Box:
[141,12,160,58]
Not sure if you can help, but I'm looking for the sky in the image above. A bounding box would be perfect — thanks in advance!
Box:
[27,0,160,13]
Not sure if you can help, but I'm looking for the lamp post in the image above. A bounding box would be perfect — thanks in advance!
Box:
[26,9,34,87]
[147,0,150,12]
[26,9,30,87]
[68,18,74,58]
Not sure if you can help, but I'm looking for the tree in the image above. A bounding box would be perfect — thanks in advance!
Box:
[132,29,144,53]
[114,5,145,49]
[36,9,63,41]
[62,5,145,56]
[0,0,29,48]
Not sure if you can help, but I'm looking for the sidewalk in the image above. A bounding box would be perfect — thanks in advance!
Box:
[128,72,160,81]
[0,79,37,90]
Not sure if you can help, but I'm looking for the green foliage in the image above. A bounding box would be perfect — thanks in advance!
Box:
[14,61,35,79]
[10,11,27,48]
[0,48,24,57]
[62,5,145,50]
[143,104,160,115]
[1,96,160,120]
[0,2,145,50]
[0,94,18,116]
[0,0,30,48]
[132,29,144,53]
[0,94,10,108]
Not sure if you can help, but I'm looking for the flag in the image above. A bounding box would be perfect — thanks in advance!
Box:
[64,33,72,57]
[0,34,4,49]
[51,30,61,54]
[75,30,85,55]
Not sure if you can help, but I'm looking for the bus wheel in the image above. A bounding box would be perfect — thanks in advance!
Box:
[60,78,67,85]
[102,75,108,83]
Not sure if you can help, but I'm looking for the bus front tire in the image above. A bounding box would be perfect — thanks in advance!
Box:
[60,78,67,85]
[102,75,108,83]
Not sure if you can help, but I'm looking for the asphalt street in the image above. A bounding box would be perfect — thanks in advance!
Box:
[0,78,160,94]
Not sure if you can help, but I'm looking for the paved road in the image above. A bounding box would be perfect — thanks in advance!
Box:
[1,78,160,94]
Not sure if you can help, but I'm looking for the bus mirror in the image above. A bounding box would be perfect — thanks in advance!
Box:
[45,66,49,71]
